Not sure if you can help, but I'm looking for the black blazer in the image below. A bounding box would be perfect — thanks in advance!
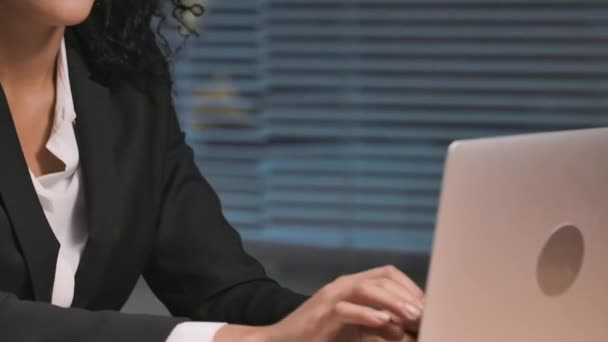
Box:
[0,39,306,341]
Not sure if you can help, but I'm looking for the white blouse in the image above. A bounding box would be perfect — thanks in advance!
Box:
[29,39,225,342]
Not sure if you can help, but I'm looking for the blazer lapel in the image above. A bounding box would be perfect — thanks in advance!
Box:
[0,86,59,302]
[66,44,121,308]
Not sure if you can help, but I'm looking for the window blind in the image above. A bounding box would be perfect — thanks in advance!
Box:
[174,0,608,256]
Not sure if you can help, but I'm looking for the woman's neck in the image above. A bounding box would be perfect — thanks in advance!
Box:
[0,5,64,96]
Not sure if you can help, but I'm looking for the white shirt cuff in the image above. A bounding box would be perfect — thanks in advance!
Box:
[166,322,227,342]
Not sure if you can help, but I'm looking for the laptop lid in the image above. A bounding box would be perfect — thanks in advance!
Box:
[419,128,608,342]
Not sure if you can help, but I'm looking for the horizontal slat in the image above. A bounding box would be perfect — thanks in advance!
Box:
[266,193,438,207]
[266,143,446,159]
[264,158,443,172]
[266,27,608,41]
[265,214,435,227]
[266,42,608,58]
[265,0,603,6]
[262,125,541,141]
[266,10,608,22]
[266,77,608,94]
[261,111,608,126]
[267,59,608,74]
[268,175,441,192]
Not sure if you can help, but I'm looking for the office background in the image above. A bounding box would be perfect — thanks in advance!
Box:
[123,0,608,315]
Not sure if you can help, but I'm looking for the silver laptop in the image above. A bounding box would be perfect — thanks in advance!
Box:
[419,128,608,342]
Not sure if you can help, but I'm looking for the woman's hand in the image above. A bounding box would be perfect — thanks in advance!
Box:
[264,265,424,342]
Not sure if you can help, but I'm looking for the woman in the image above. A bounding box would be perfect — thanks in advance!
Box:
[0,1,424,341]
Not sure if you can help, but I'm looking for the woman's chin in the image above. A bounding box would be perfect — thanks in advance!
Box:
[59,13,93,27]
[47,1,96,26]
[3,0,96,27]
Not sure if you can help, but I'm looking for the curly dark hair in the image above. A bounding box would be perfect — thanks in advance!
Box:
[68,0,204,91]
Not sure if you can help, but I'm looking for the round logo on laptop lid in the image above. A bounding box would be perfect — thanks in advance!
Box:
[536,224,585,297]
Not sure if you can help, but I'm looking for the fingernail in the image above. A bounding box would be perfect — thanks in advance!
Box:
[372,310,391,322]
[403,303,421,320]
[390,313,404,325]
